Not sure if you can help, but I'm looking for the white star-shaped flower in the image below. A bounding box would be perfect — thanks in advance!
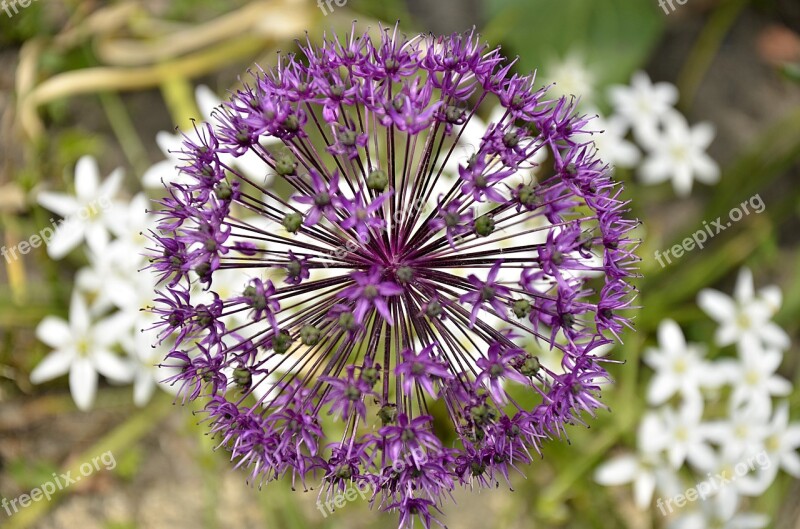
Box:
[30,292,133,410]
[659,400,717,471]
[644,319,726,405]
[119,313,178,407]
[697,268,790,350]
[608,71,678,136]
[594,412,680,509]
[668,496,769,529]
[37,156,123,259]
[576,112,640,169]
[730,335,791,418]
[544,53,596,104]
[704,448,774,521]
[705,405,770,462]
[637,111,720,196]
[762,402,800,478]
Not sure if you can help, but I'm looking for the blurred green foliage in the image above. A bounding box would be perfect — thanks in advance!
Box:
[484,0,664,86]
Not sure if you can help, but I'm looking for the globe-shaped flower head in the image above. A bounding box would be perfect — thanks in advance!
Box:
[149,25,638,529]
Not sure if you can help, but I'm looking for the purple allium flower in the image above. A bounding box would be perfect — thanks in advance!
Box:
[339,191,391,243]
[395,343,454,398]
[319,364,377,421]
[338,266,404,325]
[459,260,512,327]
[148,25,638,529]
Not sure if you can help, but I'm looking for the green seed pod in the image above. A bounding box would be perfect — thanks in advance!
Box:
[283,212,303,233]
[367,169,389,191]
[474,214,495,237]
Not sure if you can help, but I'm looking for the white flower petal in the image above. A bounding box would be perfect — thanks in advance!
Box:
[633,470,656,509]
[766,376,792,397]
[658,319,686,351]
[84,222,111,255]
[730,513,770,529]
[69,357,98,411]
[98,167,125,201]
[155,130,182,157]
[715,486,740,521]
[781,452,800,477]
[638,412,666,453]
[691,122,715,148]
[714,324,740,347]
[46,224,86,259]
[761,323,790,350]
[93,350,133,383]
[69,292,91,335]
[74,156,101,201]
[133,369,156,407]
[697,289,736,322]
[195,85,222,120]
[672,164,694,197]
[757,286,782,314]
[638,157,671,185]
[142,160,179,188]
[735,268,754,302]
[594,454,639,486]
[35,316,72,348]
[30,350,73,383]
[647,373,678,405]
[37,192,79,218]
[692,153,720,184]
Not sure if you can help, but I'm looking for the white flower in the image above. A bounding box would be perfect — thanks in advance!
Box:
[608,71,678,136]
[544,53,595,103]
[37,156,123,259]
[658,401,717,471]
[644,319,724,405]
[698,268,790,350]
[119,314,178,407]
[75,251,121,316]
[107,193,153,254]
[762,402,800,478]
[594,412,680,509]
[730,336,792,421]
[705,405,770,461]
[30,292,133,410]
[74,239,152,322]
[141,131,192,189]
[576,113,640,169]
[143,85,279,189]
[668,498,769,529]
[706,449,773,520]
[637,111,719,197]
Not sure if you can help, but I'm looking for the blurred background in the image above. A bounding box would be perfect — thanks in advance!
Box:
[1,0,799,528]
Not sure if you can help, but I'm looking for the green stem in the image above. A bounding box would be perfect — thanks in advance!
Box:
[98,91,151,178]
[677,0,749,111]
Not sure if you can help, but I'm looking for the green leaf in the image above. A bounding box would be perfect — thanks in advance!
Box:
[483,0,664,86]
